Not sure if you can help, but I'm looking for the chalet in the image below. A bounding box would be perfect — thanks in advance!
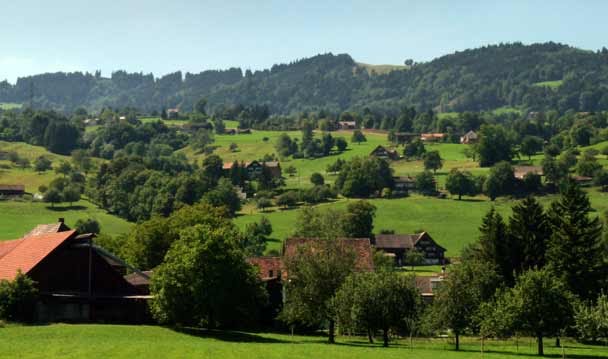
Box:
[338,121,357,130]
[415,274,446,303]
[167,108,179,119]
[393,176,416,196]
[83,118,99,127]
[247,238,373,323]
[373,232,446,266]
[0,184,25,196]
[572,175,593,186]
[237,128,252,134]
[513,165,543,180]
[222,161,282,179]
[225,128,237,135]
[0,221,150,323]
[420,133,446,142]
[370,145,400,160]
[460,130,478,144]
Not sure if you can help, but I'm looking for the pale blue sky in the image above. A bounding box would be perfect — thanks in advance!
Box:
[1,0,606,82]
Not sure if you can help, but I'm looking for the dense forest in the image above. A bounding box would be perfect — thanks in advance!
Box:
[2,42,608,114]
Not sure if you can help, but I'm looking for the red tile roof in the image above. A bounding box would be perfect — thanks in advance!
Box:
[22,222,69,238]
[0,230,76,281]
[247,256,283,280]
[284,238,374,272]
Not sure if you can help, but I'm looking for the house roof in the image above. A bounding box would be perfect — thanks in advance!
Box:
[375,233,421,249]
[0,230,77,280]
[247,256,283,281]
[513,166,543,179]
[463,130,477,138]
[124,271,153,287]
[414,275,445,296]
[0,184,25,192]
[375,232,446,252]
[22,222,70,238]
[283,238,374,272]
[421,133,446,138]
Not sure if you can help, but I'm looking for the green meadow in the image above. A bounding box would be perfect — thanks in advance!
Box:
[0,199,132,240]
[0,324,605,359]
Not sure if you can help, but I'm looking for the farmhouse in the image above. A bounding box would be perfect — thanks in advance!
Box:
[222,160,282,179]
[513,165,543,180]
[167,108,179,119]
[373,232,446,266]
[0,221,150,323]
[0,184,25,196]
[415,274,446,303]
[338,121,357,130]
[393,176,416,196]
[370,145,400,160]
[420,133,446,142]
[460,130,478,144]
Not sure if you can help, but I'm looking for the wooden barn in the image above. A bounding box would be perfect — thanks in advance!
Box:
[0,221,151,323]
[370,145,400,160]
[0,184,25,196]
[374,232,446,266]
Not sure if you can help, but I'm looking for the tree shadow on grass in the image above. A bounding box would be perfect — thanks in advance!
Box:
[45,205,87,211]
[173,327,291,344]
[456,347,604,359]
[454,198,486,203]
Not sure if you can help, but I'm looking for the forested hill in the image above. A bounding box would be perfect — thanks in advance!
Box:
[2,42,608,114]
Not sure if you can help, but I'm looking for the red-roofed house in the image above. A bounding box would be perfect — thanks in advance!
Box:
[0,223,150,323]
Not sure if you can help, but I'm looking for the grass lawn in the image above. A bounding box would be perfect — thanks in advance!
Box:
[532,80,563,89]
[0,199,132,240]
[0,102,22,110]
[236,189,608,256]
[0,324,605,359]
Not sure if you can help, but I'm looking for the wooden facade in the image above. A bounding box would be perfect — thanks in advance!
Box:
[374,232,446,266]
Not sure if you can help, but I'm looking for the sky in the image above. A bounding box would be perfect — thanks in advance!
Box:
[1,0,607,83]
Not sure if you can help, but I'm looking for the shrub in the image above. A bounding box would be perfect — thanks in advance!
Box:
[0,272,38,323]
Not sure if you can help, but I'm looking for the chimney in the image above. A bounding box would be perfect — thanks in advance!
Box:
[58,218,65,223]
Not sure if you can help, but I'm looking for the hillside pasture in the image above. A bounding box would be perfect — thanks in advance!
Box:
[0,324,606,359]
[236,189,608,256]
[0,102,22,110]
[0,199,132,240]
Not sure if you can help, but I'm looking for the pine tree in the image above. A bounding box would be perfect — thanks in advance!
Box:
[476,208,512,284]
[547,180,605,299]
[508,197,551,273]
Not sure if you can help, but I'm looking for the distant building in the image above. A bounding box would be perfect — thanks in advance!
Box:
[0,184,25,197]
[460,130,478,144]
[338,121,357,130]
[392,176,416,196]
[374,232,446,266]
[415,274,446,303]
[222,161,282,179]
[513,165,543,180]
[83,118,99,127]
[370,145,400,160]
[167,108,179,119]
[420,133,446,142]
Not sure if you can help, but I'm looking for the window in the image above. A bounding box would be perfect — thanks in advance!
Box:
[268,270,274,277]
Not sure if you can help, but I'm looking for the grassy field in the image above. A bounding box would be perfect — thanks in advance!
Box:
[532,80,563,89]
[0,102,22,110]
[235,189,608,256]
[0,324,605,359]
[0,199,132,240]
[0,141,73,192]
[356,62,409,75]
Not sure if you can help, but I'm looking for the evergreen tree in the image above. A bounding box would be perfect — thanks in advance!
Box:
[474,208,513,284]
[508,197,551,273]
[546,180,606,299]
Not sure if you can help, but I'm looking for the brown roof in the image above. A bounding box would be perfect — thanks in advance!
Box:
[0,184,25,191]
[124,271,153,287]
[421,133,446,139]
[0,230,77,280]
[22,222,70,238]
[414,275,445,296]
[513,166,543,179]
[284,238,374,272]
[247,256,283,281]
[374,233,422,249]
